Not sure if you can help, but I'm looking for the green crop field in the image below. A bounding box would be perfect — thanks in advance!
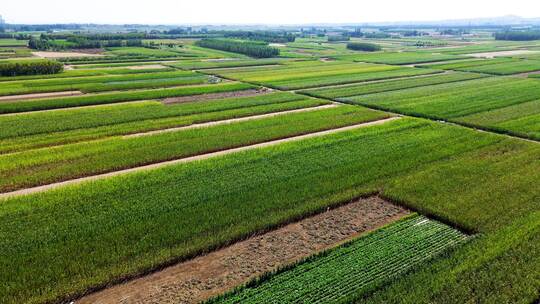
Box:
[333,51,466,65]
[210,215,470,304]
[209,60,440,89]
[345,77,540,140]
[0,92,323,153]
[0,82,254,113]
[301,72,487,98]
[1,21,539,304]
[0,104,389,192]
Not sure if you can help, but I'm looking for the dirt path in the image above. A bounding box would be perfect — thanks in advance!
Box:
[162,89,271,104]
[32,51,104,58]
[0,91,83,102]
[0,117,400,200]
[123,104,339,138]
[76,197,410,304]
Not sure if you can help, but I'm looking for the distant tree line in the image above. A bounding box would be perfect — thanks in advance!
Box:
[0,59,63,76]
[328,35,350,42]
[28,34,144,50]
[223,31,296,43]
[346,42,381,52]
[195,39,279,58]
[494,31,540,41]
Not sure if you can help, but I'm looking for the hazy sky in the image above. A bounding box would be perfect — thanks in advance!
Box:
[2,0,540,24]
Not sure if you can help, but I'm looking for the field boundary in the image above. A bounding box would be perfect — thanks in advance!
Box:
[0,116,400,200]
[123,104,339,138]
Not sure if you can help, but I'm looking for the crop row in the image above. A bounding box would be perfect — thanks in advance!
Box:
[209,60,440,89]
[332,51,465,65]
[0,104,390,192]
[0,70,207,95]
[345,77,540,140]
[210,215,469,304]
[1,117,538,303]
[0,66,175,81]
[169,58,290,70]
[0,93,325,153]
[301,71,487,99]
[0,82,254,113]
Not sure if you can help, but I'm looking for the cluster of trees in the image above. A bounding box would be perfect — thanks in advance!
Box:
[494,31,540,41]
[195,39,279,58]
[346,42,381,52]
[439,29,469,35]
[223,31,296,43]
[28,34,144,50]
[363,32,391,39]
[0,60,63,76]
[401,30,428,37]
[328,35,350,42]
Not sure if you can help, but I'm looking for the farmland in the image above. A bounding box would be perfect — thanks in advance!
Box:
[0,20,539,304]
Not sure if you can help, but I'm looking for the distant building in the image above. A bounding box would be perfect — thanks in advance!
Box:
[0,15,5,25]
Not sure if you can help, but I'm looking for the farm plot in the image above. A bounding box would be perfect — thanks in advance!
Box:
[345,77,540,140]
[301,72,487,99]
[450,59,540,75]
[0,104,391,192]
[0,66,175,81]
[0,82,254,113]
[455,100,540,140]
[422,57,515,70]
[333,51,466,65]
[0,70,210,96]
[168,58,291,70]
[0,117,538,304]
[0,92,326,153]
[210,215,470,304]
[79,197,410,304]
[209,60,441,90]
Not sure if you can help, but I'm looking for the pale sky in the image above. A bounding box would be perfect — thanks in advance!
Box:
[2,0,540,25]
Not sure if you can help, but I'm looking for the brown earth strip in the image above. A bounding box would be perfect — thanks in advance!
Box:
[0,91,83,102]
[0,116,400,200]
[162,89,271,104]
[76,196,410,304]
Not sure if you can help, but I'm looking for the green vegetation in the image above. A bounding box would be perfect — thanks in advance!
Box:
[169,58,290,70]
[345,77,540,140]
[210,61,440,89]
[210,215,469,304]
[0,59,63,76]
[346,42,381,52]
[301,72,486,99]
[196,39,280,58]
[425,58,540,75]
[495,31,540,41]
[0,70,208,96]
[0,92,325,153]
[0,105,389,192]
[0,66,174,81]
[0,82,253,113]
[334,51,465,65]
[1,117,538,304]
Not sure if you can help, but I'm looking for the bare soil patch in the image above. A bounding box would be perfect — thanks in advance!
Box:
[127,64,167,70]
[0,91,83,102]
[32,51,104,58]
[76,196,409,304]
[162,88,271,105]
[466,50,540,58]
